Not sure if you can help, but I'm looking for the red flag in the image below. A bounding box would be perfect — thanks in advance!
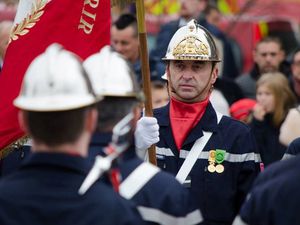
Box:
[0,0,111,151]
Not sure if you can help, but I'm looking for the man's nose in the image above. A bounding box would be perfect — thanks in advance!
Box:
[265,54,273,61]
[182,72,193,80]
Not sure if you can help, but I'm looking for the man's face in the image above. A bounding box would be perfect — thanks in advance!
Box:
[253,42,284,74]
[167,60,218,103]
[206,9,221,28]
[111,25,139,64]
[291,51,300,97]
[179,0,206,20]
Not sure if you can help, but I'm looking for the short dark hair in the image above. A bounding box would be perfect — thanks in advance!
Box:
[256,36,284,51]
[24,106,94,147]
[97,97,139,132]
[151,80,167,90]
[113,13,138,36]
[203,4,219,16]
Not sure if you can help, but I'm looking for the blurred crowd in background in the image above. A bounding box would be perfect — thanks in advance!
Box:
[1,0,300,167]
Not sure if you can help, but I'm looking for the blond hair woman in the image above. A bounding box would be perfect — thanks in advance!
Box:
[250,72,296,167]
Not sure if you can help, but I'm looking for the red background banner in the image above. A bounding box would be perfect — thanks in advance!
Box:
[0,0,111,150]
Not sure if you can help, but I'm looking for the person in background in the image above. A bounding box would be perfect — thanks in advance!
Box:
[151,78,169,109]
[236,37,286,99]
[0,20,13,71]
[288,47,300,102]
[111,13,165,85]
[0,44,144,225]
[83,46,204,225]
[230,98,257,124]
[111,13,139,65]
[278,48,300,147]
[150,0,208,60]
[202,4,240,79]
[279,105,300,147]
[233,137,300,225]
[136,20,260,225]
[249,72,296,167]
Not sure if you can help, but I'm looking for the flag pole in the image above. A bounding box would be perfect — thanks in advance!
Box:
[135,0,157,165]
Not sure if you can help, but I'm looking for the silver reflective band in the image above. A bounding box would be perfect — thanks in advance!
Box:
[180,151,262,163]
[282,153,295,161]
[232,215,248,225]
[176,131,213,184]
[156,147,175,156]
[119,162,160,199]
[176,112,223,183]
[137,206,203,225]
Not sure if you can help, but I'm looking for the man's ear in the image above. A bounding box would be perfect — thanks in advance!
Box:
[164,62,170,80]
[18,110,29,134]
[211,66,219,84]
[85,108,98,133]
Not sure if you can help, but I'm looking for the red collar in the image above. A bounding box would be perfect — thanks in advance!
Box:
[170,97,209,150]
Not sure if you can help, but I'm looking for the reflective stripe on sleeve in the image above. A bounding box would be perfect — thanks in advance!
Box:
[137,206,203,225]
[232,215,249,225]
[119,162,160,199]
[282,153,295,161]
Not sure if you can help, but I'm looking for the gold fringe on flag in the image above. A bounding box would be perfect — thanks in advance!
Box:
[0,136,30,160]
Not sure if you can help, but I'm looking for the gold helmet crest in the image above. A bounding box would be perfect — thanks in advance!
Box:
[163,20,221,62]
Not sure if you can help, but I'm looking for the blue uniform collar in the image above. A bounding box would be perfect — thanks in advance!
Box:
[21,152,92,174]
[90,132,112,146]
[91,131,137,160]
[154,101,219,149]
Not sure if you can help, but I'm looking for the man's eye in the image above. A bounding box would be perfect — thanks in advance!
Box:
[175,63,184,69]
[193,63,205,70]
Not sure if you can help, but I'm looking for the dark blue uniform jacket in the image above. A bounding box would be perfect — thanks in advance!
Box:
[249,115,286,166]
[282,137,300,160]
[0,153,144,225]
[237,154,300,225]
[153,102,260,225]
[89,132,204,225]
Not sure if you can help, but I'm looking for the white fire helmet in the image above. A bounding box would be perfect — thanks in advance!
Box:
[14,43,100,112]
[163,20,221,62]
[83,46,142,100]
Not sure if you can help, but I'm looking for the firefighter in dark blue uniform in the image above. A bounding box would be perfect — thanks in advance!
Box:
[136,20,261,225]
[282,137,300,160]
[233,153,300,225]
[81,46,203,225]
[0,44,144,225]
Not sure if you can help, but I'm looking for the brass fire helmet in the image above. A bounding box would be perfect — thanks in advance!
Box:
[162,19,221,62]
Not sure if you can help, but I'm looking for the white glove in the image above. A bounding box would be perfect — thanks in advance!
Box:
[135,117,160,159]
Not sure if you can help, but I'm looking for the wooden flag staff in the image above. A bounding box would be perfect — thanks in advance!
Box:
[112,0,157,165]
[135,0,157,165]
